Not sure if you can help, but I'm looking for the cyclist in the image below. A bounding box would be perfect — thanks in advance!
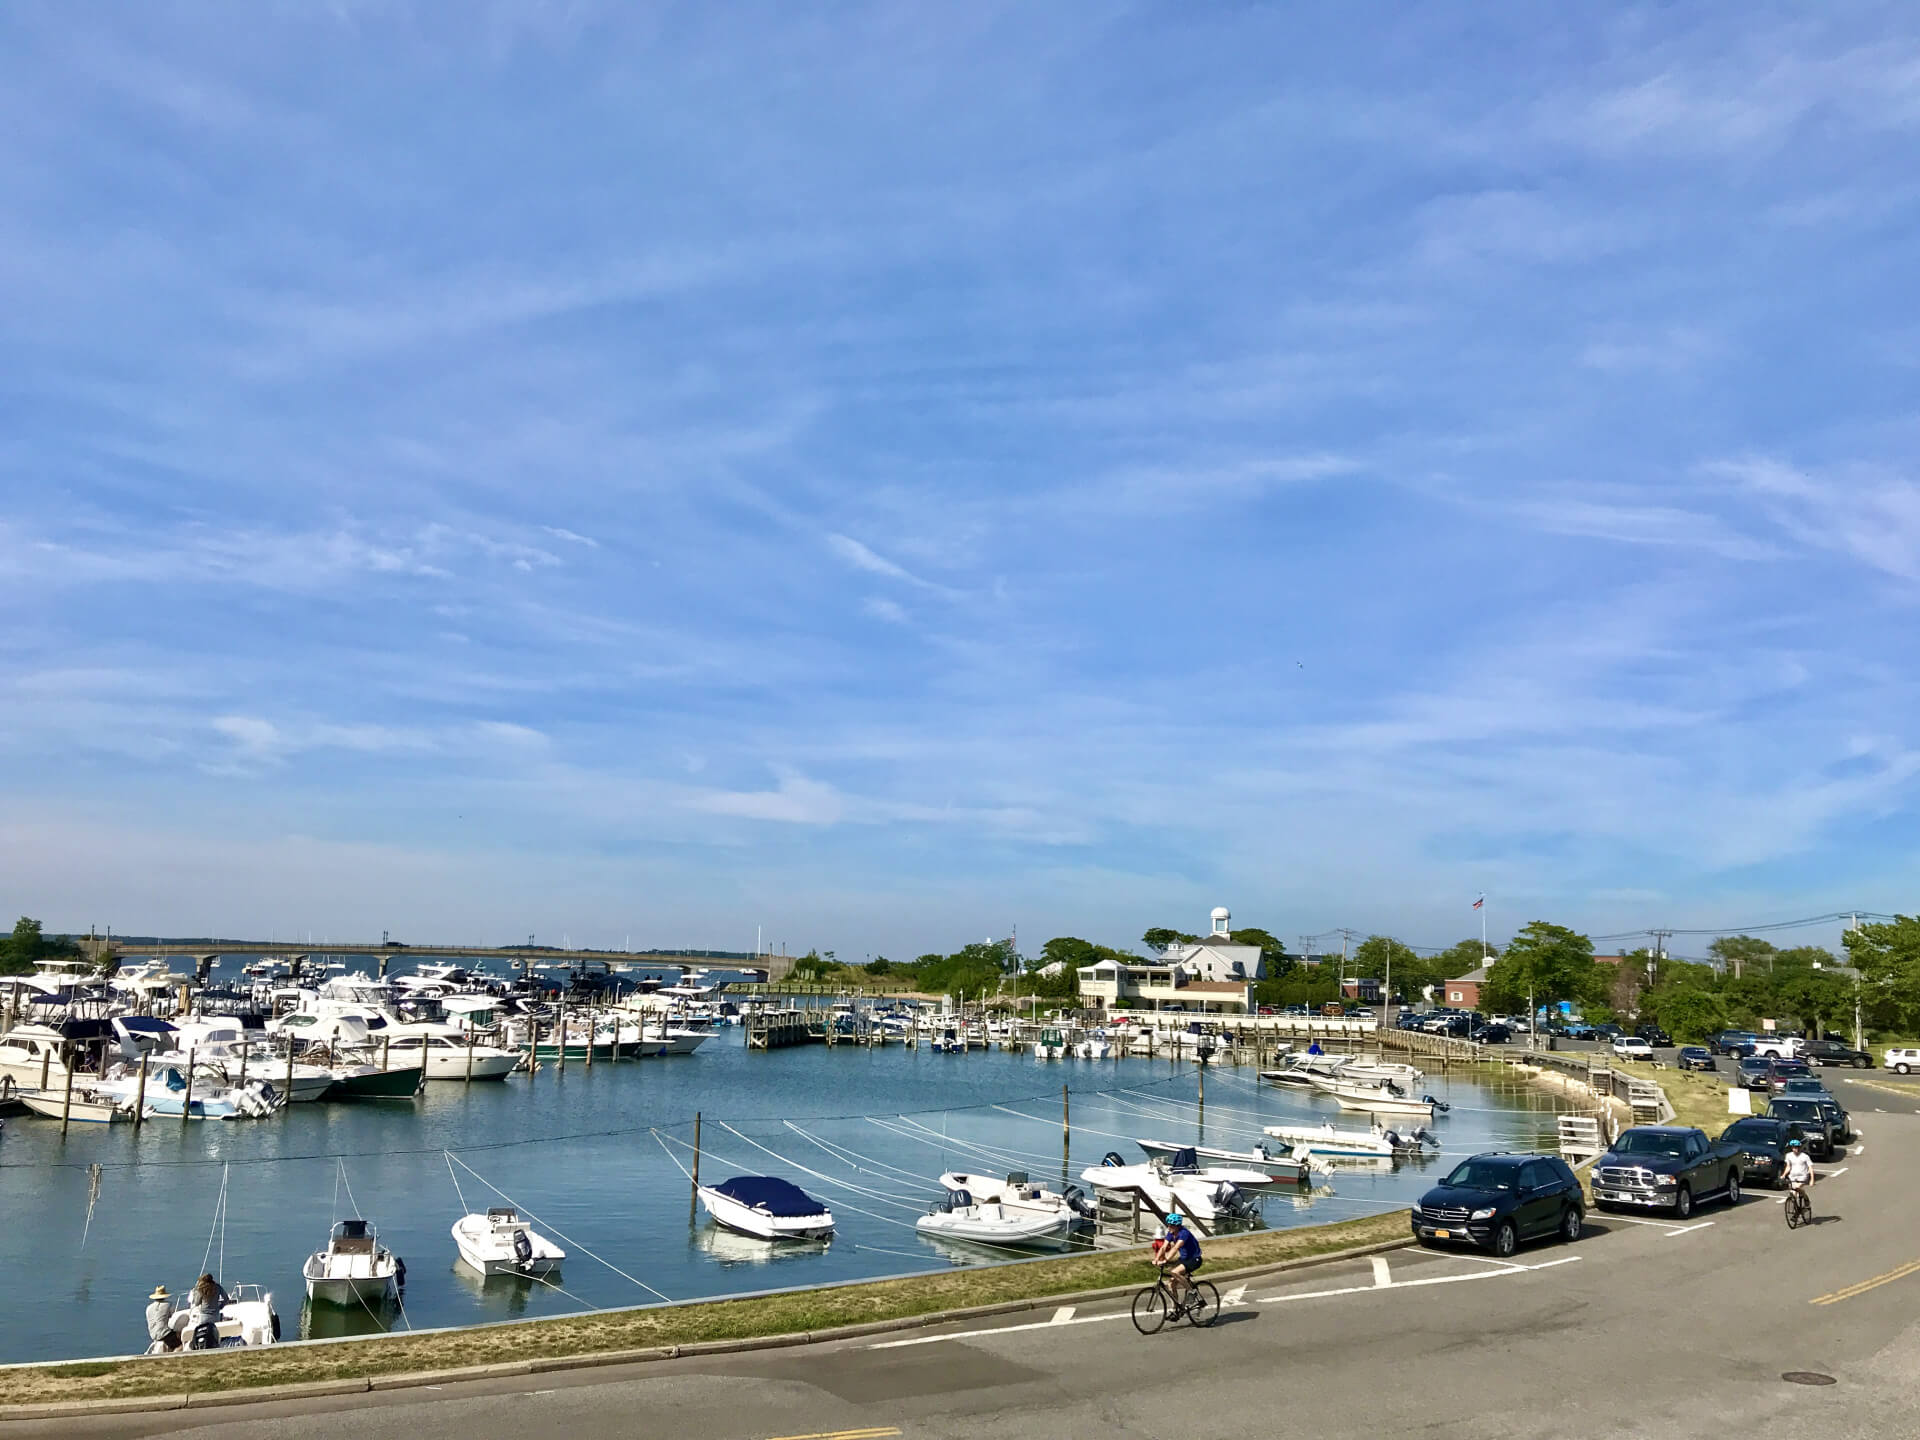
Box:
[1784,1138,1815,1206]
[1152,1211,1203,1307]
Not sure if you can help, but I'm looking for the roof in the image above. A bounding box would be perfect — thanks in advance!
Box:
[1449,965,1491,984]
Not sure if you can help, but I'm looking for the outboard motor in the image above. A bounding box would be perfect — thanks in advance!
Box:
[394,1256,407,1291]
[190,1320,220,1351]
[1422,1095,1451,1114]
[513,1229,534,1265]
[1064,1184,1098,1219]
[1169,1146,1200,1175]
[1100,1151,1127,1168]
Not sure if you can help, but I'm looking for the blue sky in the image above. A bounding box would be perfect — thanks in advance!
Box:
[3,4,1917,960]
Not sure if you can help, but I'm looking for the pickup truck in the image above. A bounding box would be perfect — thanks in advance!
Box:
[1748,1034,1805,1060]
[1800,1038,1873,1069]
[1590,1125,1743,1220]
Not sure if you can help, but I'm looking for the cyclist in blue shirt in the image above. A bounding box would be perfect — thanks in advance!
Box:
[1153,1211,1203,1307]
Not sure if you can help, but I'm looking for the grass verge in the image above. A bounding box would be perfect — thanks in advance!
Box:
[0,1210,1409,1407]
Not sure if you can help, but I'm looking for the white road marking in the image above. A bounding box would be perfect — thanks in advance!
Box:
[1598,1214,1678,1228]
[1664,1222,1715,1237]
[1050,1306,1076,1324]
[1222,1284,1247,1307]
[1444,1252,1525,1271]
[867,1257,1580,1350]
[1370,1256,1393,1288]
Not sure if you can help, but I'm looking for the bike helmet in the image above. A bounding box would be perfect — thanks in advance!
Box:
[1787,1138,1802,1148]
[1164,1210,1183,1225]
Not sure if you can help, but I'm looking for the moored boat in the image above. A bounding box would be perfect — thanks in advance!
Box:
[303,1218,403,1305]
[697,1176,835,1240]
[452,1206,564,1277]
[916,1190,1078,1250]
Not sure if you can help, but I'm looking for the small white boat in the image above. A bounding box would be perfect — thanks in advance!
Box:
[1134,1138,1313,1185]
[916,1192,1079,1250]
[1079,1151,1259,1222]
[452,1206,565,1277]
[303,1219,403,1305]
[1258,1053,1353,1087]
[1032,1028,1069,1060]
[103,1066,281,1120]
[1262,1121,1436,1159]
[697,1176,835,1240]
[1310,1075,1440,1118]
[936,1170,1097,1220]
[15,1086,135,1124]
[147,1283,280,1351]
[1074,1030,1114,1059]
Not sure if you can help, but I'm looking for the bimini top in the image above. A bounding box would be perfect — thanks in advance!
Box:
[710,1176,826,1217]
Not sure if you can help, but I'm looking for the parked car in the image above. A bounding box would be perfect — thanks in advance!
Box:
[1735,1056,1775,1089]
[1611,1035,1655,1061]
[1765,1059,1816,1091]
[1591,1126,1743,1219]
[1710,1030,1759,1057]
[1886,1047,1920,1075]
[1816,1096,1853,1145]
[1590,1023,1624,1040]
[1411,1152,1585,1257]
[1634,1025,1673,1047]
[1765,1097,1841,1158]
[1471,1023,1512,1044]
[1719,1115,1810,1189]
[1561,1022,1596,1040]
[1750,1034,1805,1060]
[1776,1077,1833,1101]
[1800,1037,1872,1069]
[1675,1045,1715,1072]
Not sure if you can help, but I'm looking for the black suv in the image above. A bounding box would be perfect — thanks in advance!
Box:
[1675,1045,1715,1072]
[1720,1115,1809,1188]
[1766,1097,1843,1157]
[1635,1025,1673,1047]
[1411,1152,1584,1258]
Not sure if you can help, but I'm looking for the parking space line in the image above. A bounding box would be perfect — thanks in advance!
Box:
[1442,1252,1526,1271]
[1370,1256,1392,1288]
[1222,1284,1247,1307]
[1599,1214,1678,1228]
[1664,1222,1714,1237]
[1050,1306,1076,1324]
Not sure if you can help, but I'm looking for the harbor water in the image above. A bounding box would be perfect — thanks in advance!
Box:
[0,1033,1562,1364]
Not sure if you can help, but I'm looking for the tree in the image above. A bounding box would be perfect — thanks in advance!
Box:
[1,917,75,977]
[789,949,834,982]
[1480,922,1599,1017]
[865,957,893,976]
[1709,935,1776,979]
[1141,927,1197,952]
[1646,987,1730,1044]
[1845,917,1920,1034]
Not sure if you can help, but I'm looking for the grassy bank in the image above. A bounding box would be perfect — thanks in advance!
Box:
[0,1210,1409,1408]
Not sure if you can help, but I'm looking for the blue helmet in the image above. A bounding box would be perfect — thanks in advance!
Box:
[1164,1211,1183,1225]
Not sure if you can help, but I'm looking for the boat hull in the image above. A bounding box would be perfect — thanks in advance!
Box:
[697,1185,834,1240]
[915,1207,1077,1250]
[16,1091,131,1124]
[303,1273,395,1305]
[325,1066,425,1100]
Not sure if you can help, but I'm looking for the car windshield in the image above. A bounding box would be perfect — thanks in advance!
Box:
[1442,1160,1519,1190]
[1724,1120,1776,1141]
[1612,1131,1688,1157]
[1781,1080,1825,1094]
[1771,1100,1819,1117]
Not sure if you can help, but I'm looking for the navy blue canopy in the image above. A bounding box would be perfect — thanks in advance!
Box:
[711,1176,826,1217]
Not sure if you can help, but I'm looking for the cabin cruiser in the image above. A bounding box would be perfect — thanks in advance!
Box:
[0,1024,82,1093]
[303,1219,404,1305]
[697,1176,835,1240]
[1032,1028,1070,1060]
[378,1031,520,1081]
[452,1206,565,1277]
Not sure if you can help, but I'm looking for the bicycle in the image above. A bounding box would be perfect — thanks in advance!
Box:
[1784,1185,1813,1230]
[1131,1265,1221,1334]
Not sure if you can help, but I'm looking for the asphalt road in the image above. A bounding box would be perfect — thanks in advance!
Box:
[28,1095,1920,1440]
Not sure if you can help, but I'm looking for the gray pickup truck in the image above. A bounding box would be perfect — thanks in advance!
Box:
[1591,1125,1743,1220]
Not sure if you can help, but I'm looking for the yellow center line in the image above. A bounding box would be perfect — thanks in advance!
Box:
[764,1429,903,1440]
[1811,1258,1920,1306]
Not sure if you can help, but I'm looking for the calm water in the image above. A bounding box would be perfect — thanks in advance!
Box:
[0,1035,1560,1363]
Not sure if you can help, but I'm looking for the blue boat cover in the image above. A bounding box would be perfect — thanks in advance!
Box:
[711,1176,825,1217]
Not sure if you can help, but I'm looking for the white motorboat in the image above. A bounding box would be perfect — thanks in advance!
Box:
[697,1176,835,1240]
[1074,1029,1114,1059]
[1262,1120,1436,1159]
[1337,1059,1426,1088]
[100,1065,280,1120]
[1078,1151,1259,1222]
[916,1191,1079,1250]
[381,1032,519,1081]
[303,1218,403,1305]
[146,1283,280,1351]
[452,1206,565,1277]
[0,1024,81,1094]
[1309,1074,1442,1118]
[1258,1053,1353,1087]
[15,1085,135,1124]
[1032,1028,1069,1060]
[1134,1138,1313,1184]
[936,1170,1098,1220]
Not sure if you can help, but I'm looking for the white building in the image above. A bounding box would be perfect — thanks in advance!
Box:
[1073,906,1264,1015]
[1158,906,1265,983]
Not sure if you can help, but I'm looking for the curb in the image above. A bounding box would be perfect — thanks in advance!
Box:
[0,1230,1415,1420]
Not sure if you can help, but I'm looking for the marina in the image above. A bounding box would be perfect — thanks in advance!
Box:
[0,955,1579,1366]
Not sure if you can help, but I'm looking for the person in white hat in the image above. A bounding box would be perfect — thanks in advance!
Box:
[145,1285,180,1352]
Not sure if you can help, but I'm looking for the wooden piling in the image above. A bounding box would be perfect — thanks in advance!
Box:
[1061,1084,1070,1169]
[557,1003,568,1073]
[133,1055,149,1129]
[690,1111,703,1223]
[283,1046,295,1115]
[59,1058,75,1137]
[586,1009,595,1068]
[466,1029,476,1082]
[180,1049,196,1124]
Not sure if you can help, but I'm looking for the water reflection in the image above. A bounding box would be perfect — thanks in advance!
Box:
[692,1223,834,1268]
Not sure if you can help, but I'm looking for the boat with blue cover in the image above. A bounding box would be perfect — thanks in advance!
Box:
[697,1175,835,1240]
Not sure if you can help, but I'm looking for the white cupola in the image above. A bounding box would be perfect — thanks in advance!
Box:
[1210,906,1231,937]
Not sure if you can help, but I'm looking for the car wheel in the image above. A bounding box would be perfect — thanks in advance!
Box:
[1899,1063,1912,1075]
[1725,1171,1741,1206]
[1673,1186,1693,1220]
[1492,1220,1517,1258]
[1853,1057,1869,1069]
[1560,1205,1583,1243]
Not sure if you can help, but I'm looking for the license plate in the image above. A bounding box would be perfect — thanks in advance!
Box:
[1434,1228,1451,1238]
[1597,1190,1622,1201]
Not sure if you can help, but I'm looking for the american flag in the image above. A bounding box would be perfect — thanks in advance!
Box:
[1472,895,1484,910]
